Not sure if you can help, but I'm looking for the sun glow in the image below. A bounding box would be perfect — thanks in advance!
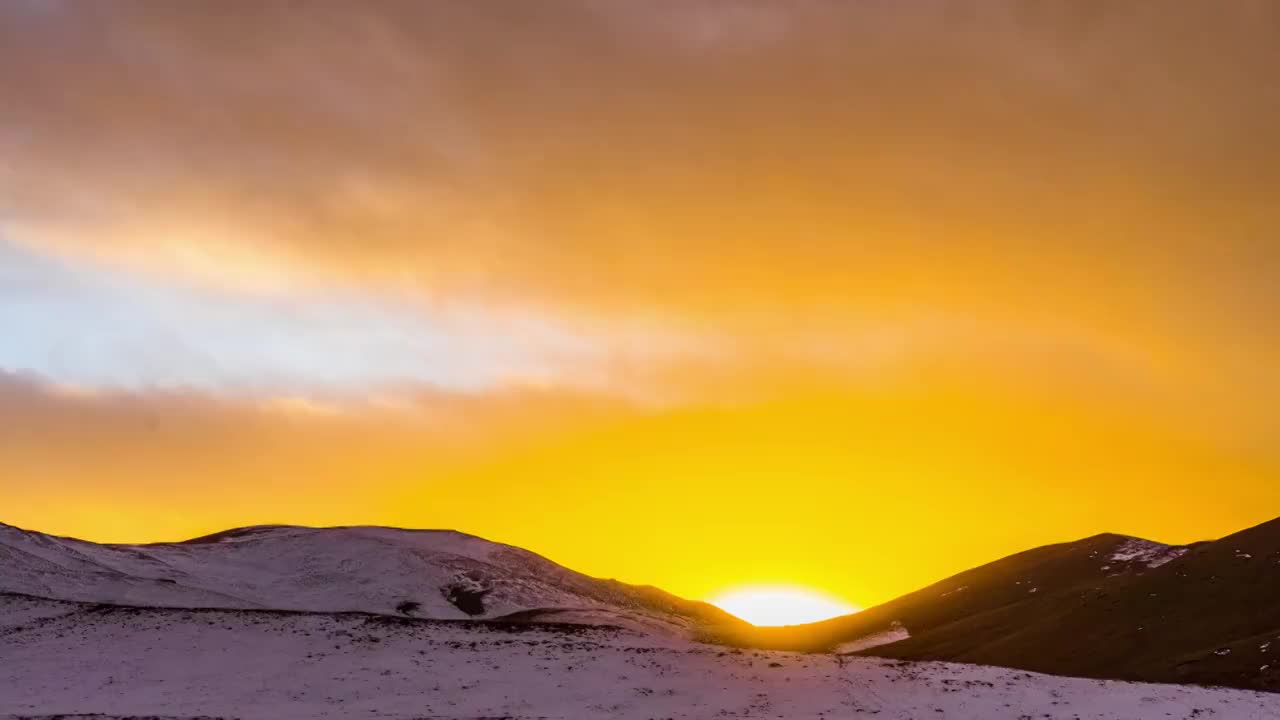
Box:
[709,586,861,627]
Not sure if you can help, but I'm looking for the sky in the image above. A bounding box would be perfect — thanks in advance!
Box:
[2,1,1279,611]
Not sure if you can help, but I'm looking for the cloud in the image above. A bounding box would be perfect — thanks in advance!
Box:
[2,3,1276,402]
[1,2,1276,319]
[0,369,643,537]
[2,3,1279,601]
[0,235,736,398]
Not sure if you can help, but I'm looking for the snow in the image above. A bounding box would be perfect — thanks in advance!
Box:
[1108,538,1189,569]
[835,620,910,653]
[3,524,1278,718]
[3,594,1278,720]
[0,524,705,632]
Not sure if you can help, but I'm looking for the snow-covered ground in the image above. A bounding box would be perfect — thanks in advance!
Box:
[1107,537,1190,569]
[3,594,1278,720]
[836,620,910,653]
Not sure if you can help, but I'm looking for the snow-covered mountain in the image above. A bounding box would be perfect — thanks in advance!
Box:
[0,522,740,635]
[5,519,1280,718]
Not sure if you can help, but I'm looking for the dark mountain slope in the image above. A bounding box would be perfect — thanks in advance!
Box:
[707,532,1186,650]
[877,517,1280,690]
[711,518,1280,691]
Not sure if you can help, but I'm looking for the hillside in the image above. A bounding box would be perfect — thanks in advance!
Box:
[712,518,1280,692]
[7,517,1279,696]
[0,522,742,637]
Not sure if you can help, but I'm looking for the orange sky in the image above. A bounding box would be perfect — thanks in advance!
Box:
[1,2,1278,610]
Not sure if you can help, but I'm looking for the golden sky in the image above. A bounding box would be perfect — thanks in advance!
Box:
[1,1,1278,610]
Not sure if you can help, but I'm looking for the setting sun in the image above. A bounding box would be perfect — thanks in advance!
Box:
[709,586,861,627]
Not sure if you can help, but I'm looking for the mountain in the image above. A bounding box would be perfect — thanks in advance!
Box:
[5,517,1280,702]
[712,517,1280,692]
[0,522,743,637]
[4,519,1280,717]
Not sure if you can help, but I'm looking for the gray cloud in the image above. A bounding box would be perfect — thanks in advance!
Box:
[3,2,1276,299]
[1,1,1278,436]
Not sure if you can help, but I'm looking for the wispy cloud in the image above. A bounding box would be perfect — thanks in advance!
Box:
[0,238,612,394]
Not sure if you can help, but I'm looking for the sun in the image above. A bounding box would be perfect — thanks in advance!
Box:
[709,585,861,626]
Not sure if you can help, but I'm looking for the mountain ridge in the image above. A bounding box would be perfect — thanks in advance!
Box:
[0,520,744,637]
[708,516,1280,692]
[5,517,1278,692]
